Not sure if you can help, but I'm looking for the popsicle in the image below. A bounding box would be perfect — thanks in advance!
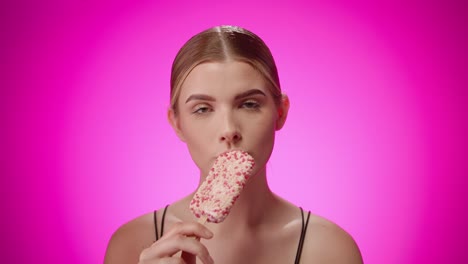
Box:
[190,150,255,223]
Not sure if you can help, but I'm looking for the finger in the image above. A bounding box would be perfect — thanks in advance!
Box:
[140,234,213,264]
[161,222,214,241]
[139,257,186,264]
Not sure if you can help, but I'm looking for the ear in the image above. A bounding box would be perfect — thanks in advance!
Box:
[275,94,290,131]
[167,108,186,142]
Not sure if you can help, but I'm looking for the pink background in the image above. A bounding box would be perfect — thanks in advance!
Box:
[2,0,467,263]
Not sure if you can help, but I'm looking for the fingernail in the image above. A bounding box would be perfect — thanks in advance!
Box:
[205,229,213,237]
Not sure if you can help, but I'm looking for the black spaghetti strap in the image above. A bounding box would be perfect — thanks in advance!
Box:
[294,207,311,264]
[154,205,170,241]
[154,210,159,240]
[161,205,169,237]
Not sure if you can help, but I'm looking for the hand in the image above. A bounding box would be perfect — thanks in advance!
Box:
[138,222,214,264]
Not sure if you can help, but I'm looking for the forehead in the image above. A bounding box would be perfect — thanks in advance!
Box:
[179,61,268,99]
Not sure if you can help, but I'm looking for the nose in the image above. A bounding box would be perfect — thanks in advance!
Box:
[221,130,241,145]
[219,111,241,146]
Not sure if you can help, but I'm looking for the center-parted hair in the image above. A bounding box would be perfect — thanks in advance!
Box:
[170,25,282,113]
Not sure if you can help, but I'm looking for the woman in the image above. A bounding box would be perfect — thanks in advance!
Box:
[104,25,363,264]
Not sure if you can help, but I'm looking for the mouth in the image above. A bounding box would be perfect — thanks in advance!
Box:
[216,149,250,158]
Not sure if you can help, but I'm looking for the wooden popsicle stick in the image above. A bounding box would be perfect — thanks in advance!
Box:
[198,215,208,225]
[190,215,208,242]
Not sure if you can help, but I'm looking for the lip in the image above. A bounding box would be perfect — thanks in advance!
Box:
[216,149,249,158]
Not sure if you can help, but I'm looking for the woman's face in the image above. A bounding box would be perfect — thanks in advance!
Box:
[169,61,288,177]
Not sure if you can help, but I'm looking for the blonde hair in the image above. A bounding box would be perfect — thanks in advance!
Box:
[170,25,282,113]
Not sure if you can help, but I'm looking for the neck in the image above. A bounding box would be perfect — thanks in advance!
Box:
[204,166,277,228]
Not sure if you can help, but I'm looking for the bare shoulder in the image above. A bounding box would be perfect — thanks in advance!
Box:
[104,211,156,264]
[302,213,363,264]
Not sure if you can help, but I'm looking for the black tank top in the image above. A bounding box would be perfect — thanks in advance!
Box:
[154,205,311,264]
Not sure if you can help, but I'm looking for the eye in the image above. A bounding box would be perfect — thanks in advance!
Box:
[192,104,212,114]
[241,100,260,110]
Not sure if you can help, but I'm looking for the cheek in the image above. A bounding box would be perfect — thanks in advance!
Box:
[182,120,216,147]
[184,136,210,174]
[247,115,277,165]
[252,122,275,144]
[180,118,216,172]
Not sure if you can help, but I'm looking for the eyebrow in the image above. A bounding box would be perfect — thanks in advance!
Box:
[185,94,215,103]
[234,89,267,100]
[185,89,267,104]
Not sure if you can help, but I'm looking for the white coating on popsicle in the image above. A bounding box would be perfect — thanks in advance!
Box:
[190,150,255,223]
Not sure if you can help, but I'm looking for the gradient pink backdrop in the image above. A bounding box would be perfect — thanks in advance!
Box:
[2,0,467,263]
